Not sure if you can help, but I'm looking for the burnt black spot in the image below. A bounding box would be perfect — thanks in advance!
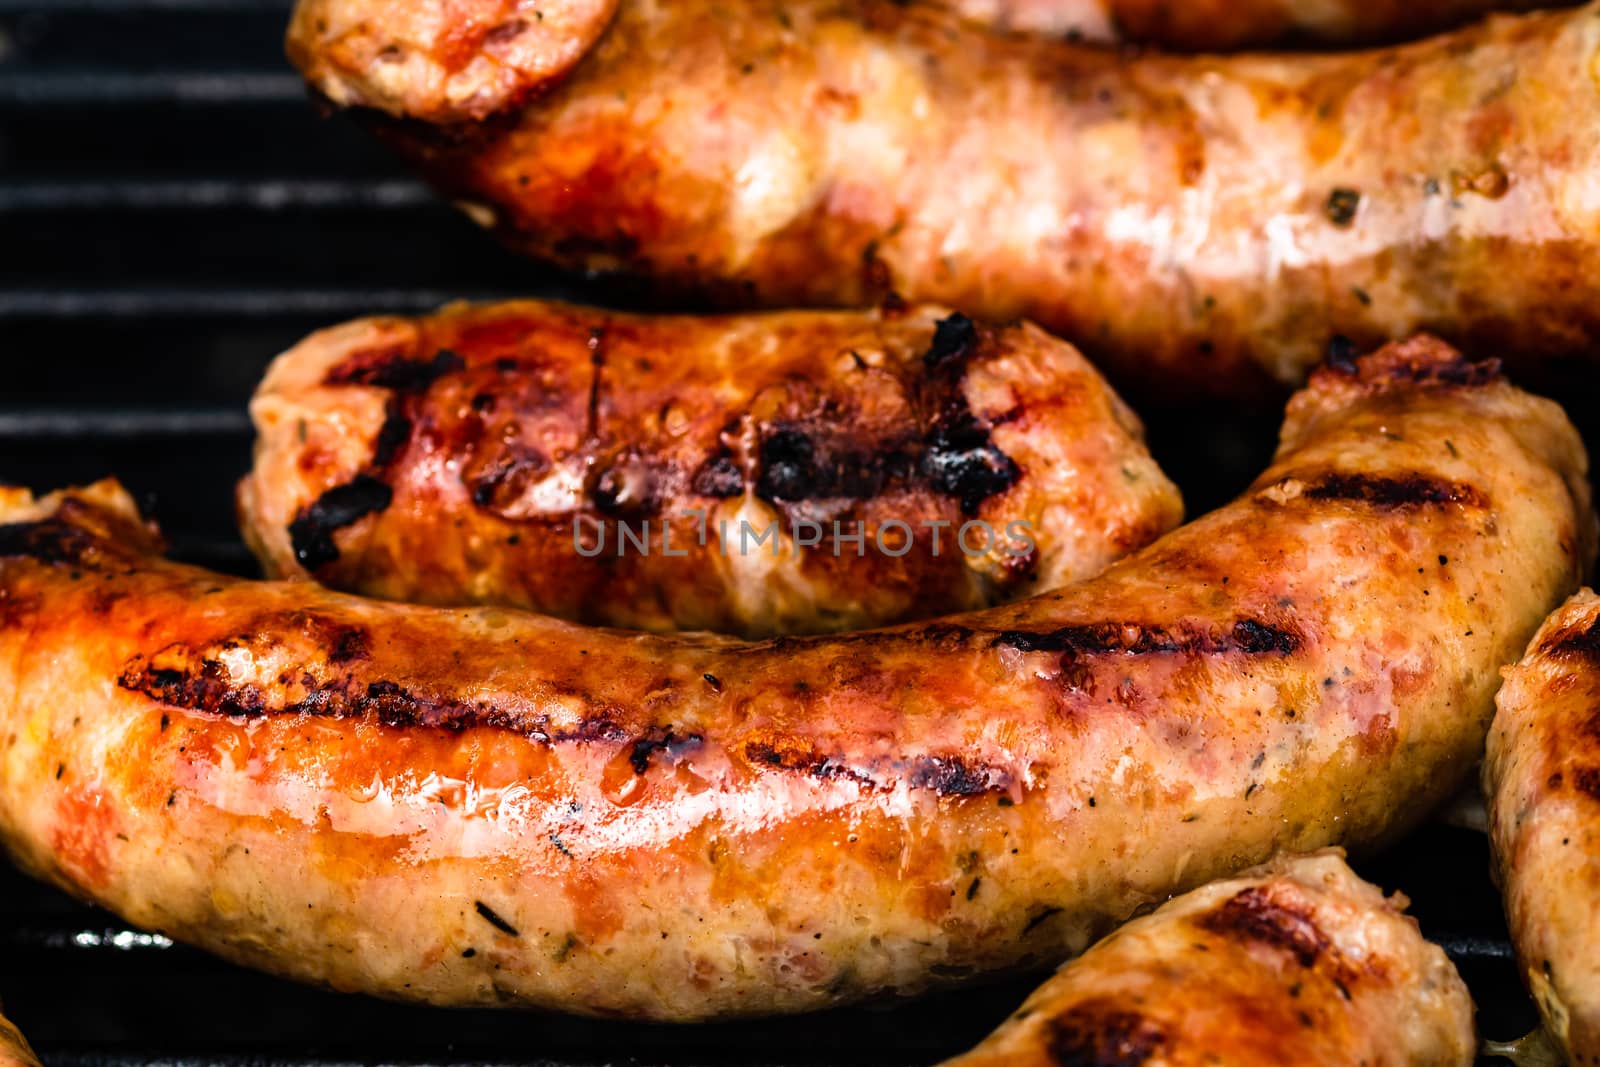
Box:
[756,428,822,501]
[1325,188,1360,227]
[692,454,745,498]
[1302,473,1486,510]
[1197,887,1331,969]
[0,520,102,568]
[626,726,702,774]
[327,348,465,392]
[1047,1002,1167,1067]
[753,426,915,503]
[288,475,393,570]
[907,754,1008,797]
[371,410,413,467]
[474,901,520,937]
[1573,766,1600,801]
[994,619,1300,657]
[1230,619,1300,655]
[467,446,552,514]
[924,313,977,368]
[921,412,1020,515]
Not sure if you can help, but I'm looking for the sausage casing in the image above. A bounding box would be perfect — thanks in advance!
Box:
[0,1005,37,1067]
[949,0,1557,48]
[1486,589,1600,1064]
[0,339,1590,1020]
[290,0,1600,397]
[238,301,1181,636]
[943,851,1475,1067]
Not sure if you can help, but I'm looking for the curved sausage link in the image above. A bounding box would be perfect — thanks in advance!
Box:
[943,852,1475,1067]
[0,1003,39,1067]
[289,0,1600,397]
[0,338,1589,1021]
[1486,589,1600,1064]
[238,301,1181,636]
[948,0,1558,49]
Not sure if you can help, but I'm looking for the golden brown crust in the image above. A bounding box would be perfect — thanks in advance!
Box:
[238,301,1182,636]
[1486,589,1600,1064]
[0,338,1590,1020]
[942,852,1475,1067]
[292,0,1600,397]
[948,0,1556,48]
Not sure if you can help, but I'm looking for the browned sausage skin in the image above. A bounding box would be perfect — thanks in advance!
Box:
[238,301,1181,636]
[950,0,1558,49]
[0,339,1589,1020]
[943,851,1475,1067]
[1486,589,1600,1064]
[289,0,1600,398]
[0,1003,38,1067]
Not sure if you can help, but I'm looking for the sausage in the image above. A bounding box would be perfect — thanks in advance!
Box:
[238,301,1182,636]
[0,338,1589,1021]
[1485,588,1600,1064]
[0,1004,38,1067]
[948,0,1557,49]
[943,851,1475,1067]
[289,0,1600,398]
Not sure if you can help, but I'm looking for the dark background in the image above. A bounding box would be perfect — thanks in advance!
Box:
[0,0,1588,1061]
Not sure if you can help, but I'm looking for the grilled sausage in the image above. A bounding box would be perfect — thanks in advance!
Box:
[0,1005,37,1067]
[943,851,1475,1067]
[290,0,1600,398]
[949,0,1556,49]
[0,338,1589,1021]
[238,301,1181,636]
[1486,589,1600,1064]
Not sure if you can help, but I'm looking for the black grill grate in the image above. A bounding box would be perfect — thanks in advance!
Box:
[0,0,1585,1061]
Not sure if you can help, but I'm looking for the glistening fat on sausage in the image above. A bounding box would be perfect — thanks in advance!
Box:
[289,0,1600,397]
[0,338,1590,1020]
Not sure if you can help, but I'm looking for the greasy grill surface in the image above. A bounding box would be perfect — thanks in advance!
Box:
[0,0,1586,1062]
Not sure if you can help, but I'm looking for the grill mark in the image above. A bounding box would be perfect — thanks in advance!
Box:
[1197,886,1336,971]
[994,619,1300,657]
[1047,1001,1168,1067]
[754,425,919,504]
[1538,614,1600,662]
[740,739,1011,798]
[116,643,1001,797]
[1327,339,1501,388]
[1302,473,1487,509]
[116,645,631,744]
[288,475,393,571]
[325,348,465,392]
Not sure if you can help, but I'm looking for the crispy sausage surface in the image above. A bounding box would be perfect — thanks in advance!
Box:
[239,301,1181,636]
[290,0,1600,397]
[0,1005,37,1067]
[950,0,1556,48]
[943,851,1474,1067]
[0,339,1589,1021]
[1486,588,1600,1064]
